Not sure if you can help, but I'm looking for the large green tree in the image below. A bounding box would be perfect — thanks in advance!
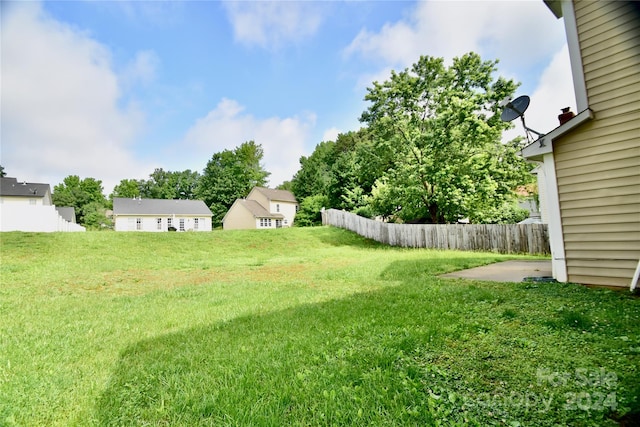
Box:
[168,169,201,200]
[140,168,172,199]
[110,179,143,200]
[290,140,336,200]
[52,175,110,228]
[139,168,201,200]
[326,129,382,213]
[110,169,201,201]
[196,141,270,227]
[290,129,380,223]
[361,53,532,223]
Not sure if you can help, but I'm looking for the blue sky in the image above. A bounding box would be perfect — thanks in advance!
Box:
[2,1,575,194]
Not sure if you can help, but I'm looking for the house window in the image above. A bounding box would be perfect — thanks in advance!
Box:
[276,204,280,212]
[136,218,142,230]
[179,219,185,231]
[295,205,299,212]
[29,199,37,205]
[260,218,272,228]
[168,217,173,229]
[194,218,199,230]
[276,219,282,228]
[157,218,162,230]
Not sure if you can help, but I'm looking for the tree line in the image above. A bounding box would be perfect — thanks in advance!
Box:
[5,52,536,230]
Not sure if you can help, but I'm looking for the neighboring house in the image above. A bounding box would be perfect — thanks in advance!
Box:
[515,184,542,223]
[0,177,85,232]
[222,187,298,230]
[112,197,213,232]
[521,1,639,288]
[55,206,78,224]
[531,165,549,224]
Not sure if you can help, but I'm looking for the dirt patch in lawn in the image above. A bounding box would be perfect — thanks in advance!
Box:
[49,263,314,296]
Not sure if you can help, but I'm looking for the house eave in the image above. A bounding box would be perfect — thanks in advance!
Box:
[520,108,594,161]
[544,0,563,18]
[260,213,285,219]
[0,194,46,198]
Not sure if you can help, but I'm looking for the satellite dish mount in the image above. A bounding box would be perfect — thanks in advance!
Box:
[500,95,544,144]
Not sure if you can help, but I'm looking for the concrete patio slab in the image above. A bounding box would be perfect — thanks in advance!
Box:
[440,260,553,283]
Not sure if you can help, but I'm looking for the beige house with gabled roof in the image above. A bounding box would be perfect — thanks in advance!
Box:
[522,1,640,288]
[222,187,298,230]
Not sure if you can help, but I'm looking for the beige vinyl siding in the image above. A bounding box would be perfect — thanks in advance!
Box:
[223,202,257,230]
[552,1,640,287]
[554,127,640,287]
[247,189,269,209]
[575,1,632,32]
[576,1,640,113]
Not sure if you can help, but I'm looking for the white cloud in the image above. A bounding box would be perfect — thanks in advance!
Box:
[110,1,184,27]
[178,99,315,187]
[342,1,575,147]
[121,50,159,88]
[344,1,566,84]
[523,44,576,134]
[502,44,575,143]
[345,21,419,67]
[322,127,341,142]
[1,2,154,194]
[223,1,324,48]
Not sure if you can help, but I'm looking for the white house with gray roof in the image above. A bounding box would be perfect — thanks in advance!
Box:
[222,187,298,230]
[0,177,85,232]
[113,198,213,232]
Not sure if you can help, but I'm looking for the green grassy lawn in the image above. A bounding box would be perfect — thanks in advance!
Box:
[0,227,638,426]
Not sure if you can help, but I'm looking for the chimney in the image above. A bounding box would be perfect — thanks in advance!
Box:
[558,107,575,125]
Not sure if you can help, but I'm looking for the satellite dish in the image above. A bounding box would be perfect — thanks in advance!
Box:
[500,95,530,122]
[500,94,543,143]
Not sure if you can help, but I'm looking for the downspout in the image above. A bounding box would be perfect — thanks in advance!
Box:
[631,259,640,292]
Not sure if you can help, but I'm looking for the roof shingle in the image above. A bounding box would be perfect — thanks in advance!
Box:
[252,187,297,203]
[237,199,285,219]
[113,198,213,216]
[0,177,50,198]
[55,207,77,223]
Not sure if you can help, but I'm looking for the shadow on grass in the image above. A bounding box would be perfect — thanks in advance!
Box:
[380,257,509,281]
[94,284,445,426]
[311,226,388,248]
[94,260,640,427]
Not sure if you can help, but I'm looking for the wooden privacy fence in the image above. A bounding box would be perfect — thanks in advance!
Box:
[322,209,550,255]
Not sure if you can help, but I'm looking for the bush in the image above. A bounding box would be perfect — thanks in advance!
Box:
[353,205,374,219]
[469,201,529,224]
[295,195,330,227]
